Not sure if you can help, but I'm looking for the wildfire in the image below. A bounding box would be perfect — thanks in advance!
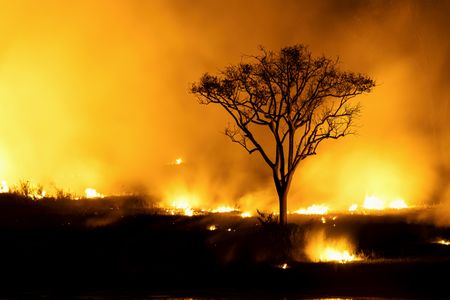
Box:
[305,230,361,263]
[207,225,217,231]
[363,195,385,210]
[240,211,252,218]
[163,191,255,217]
[171,204,194,216]
[0,180,9,193]
[0,178,412,219]
[348,204,358,212]
[84,188,105,199]
[294,204,329,215]
[291,196,409,216]
[212,206,236,213]
[183,207,194,216]
[435,239,450,246]
[175,158,183,165]
[32,189,46,200]
[168,196,197,216]
[320,248,358,263]
[347,195,410,212]
[388,199,408,209]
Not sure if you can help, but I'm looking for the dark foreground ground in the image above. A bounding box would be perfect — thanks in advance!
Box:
[0,193,450,299]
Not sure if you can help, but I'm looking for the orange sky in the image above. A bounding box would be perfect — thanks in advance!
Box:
[0,0,449,212]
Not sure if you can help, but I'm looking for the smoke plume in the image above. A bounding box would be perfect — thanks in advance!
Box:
[0,0,449,217]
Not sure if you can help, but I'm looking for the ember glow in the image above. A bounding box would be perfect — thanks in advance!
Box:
[291,195,410,216]
[305,231,361,263]
[435,239,450,246]
[212,206,237,213]
[207,225,217,231]
[240,212,252,218]
[348,204,358,212]
[389,199,408,209]
[0,177,413,219]
[169,197,195,216]
[84,188,105,199]
[294,204,329,215]
[161,189,253,217]
[363,195,385,210]
[0,1,449,224]
[362,195,409,211]
[32,189,47,200]
[320,249,357,263]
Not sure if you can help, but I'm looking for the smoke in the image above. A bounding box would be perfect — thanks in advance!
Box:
[0,0,449,217]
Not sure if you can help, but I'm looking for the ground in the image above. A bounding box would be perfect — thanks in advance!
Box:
[0,193,449,299]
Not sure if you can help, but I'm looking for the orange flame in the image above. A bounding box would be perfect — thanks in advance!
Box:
[294,204,329,215]
[435,239,450,246]
[84,188,105,199]
[305,230,361,263]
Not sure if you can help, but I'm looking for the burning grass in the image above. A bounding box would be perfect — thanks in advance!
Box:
[0,178,418,222]
[434,239,450,246]
[293,204,329,215]
[0,191,449,297]
[304,230,362,263]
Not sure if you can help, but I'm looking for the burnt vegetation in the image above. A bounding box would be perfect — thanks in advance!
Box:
[0,192,450,298]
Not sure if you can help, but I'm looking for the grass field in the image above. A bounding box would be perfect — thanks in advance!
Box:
[0,193,449,298]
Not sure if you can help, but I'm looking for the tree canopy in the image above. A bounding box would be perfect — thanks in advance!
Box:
[191,45,375,225]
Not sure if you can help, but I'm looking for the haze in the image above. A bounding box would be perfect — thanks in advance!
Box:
[0,0,449,218]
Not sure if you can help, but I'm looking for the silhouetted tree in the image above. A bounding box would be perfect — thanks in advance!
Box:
[191,45,375,225]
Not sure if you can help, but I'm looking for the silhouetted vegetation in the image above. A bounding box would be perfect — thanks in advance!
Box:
[0,193,450,298]
[54,186,74,201]
[256,209,278,226]
[192,45,375,225]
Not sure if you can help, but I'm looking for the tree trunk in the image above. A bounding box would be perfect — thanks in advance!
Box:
[277,173,293,226]
[278,189,288,226]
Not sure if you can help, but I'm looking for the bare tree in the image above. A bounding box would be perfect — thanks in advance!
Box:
[191,45,375,225]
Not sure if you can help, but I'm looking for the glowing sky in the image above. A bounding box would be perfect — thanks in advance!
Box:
[0,0,449,213]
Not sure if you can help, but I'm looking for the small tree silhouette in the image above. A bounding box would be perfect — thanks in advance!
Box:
[191,45,375,225]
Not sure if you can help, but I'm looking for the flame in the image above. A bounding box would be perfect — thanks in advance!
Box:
[294,204,329,215]
[348,203,358,212]
[32,189,46,200]
[240,211,252,218]
[363,195,385,210]
[0,177,412,220]
[388,198,408,209]
[207,225,217,231]
[435,239,450,246]
[162,192,253,217]
[175,158,183,165]
[305,230,361,263]
[184,207,194,216]
[362,195,409,211]
[169,195,198,216]
[212,205,236,213]
[0,180,9,193]
[84,188,105,199]
[320,248,358,263]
